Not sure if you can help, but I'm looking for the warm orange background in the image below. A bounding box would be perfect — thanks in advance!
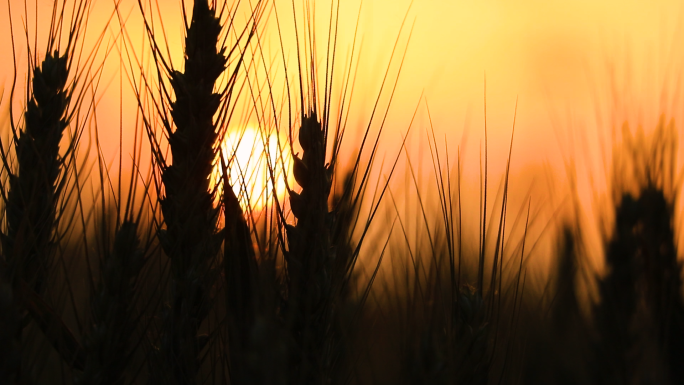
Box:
[2,0,684,274]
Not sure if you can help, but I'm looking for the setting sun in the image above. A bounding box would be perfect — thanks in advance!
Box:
[215,127,292,211]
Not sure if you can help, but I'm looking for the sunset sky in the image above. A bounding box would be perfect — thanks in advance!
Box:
[1,0,682,163]
[2,0,684,268]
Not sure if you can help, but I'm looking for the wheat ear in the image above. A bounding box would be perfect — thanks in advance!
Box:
[2,51,70,298]
[221,153,259,384]
[285,112,337,385]
[75,221,145,385]
[153,1,226,383]
[594,193,640,383]
[0,50,73,382]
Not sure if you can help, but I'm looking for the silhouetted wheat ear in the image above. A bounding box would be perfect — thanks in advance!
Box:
[593,186,684,384]
[285,111,336,385]
[552,227,580,330]
[2,51,69,295]
[153,0,226,383]
[222,165,260,385]
[628,187,684,384]
[530,225,591,385]
[76,221,145,385]
[453,285,490,385]
[594,192,640,384]
[410,284,491,385]
[0,51,71,382]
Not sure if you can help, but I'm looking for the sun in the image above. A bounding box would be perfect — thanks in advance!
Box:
[214,127,292,211]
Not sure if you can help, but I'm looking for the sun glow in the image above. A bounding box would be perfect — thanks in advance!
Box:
[215,127,292,211]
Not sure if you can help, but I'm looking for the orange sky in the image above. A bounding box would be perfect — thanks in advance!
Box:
[2,0,684,273]
[2,1,681,155]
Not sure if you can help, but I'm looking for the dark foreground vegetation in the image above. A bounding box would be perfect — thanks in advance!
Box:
[0,1,683,384]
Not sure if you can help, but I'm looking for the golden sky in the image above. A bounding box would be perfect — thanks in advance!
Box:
[2,0,682,165]
[2,0,684,269]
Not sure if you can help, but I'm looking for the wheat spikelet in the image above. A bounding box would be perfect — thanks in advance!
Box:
[595,187,684,384]
[283,111,337,385]
[221,154,260,384]
[75,221,145,385]
[151,1,227,383]
[2,51,70,298]
[593,192,640,384]
[593,120,684,384]
[629,188,684,384]
[453,285,490,385]
[408,284,490,385]
[0,49,73,382]
[280,114,364,385]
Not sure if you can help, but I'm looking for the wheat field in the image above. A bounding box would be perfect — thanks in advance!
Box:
[0,0,683,384]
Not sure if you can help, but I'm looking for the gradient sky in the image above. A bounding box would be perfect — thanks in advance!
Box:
[2,0,682,166]
[2,0,684,271]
